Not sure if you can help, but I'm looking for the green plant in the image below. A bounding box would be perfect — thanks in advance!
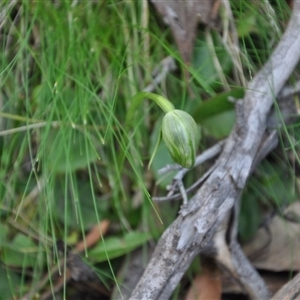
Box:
[0,0,298,299]
[126,92,199,168]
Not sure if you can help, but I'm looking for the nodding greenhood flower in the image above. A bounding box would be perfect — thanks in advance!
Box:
[126,92,199,169]
[162,109,197,168]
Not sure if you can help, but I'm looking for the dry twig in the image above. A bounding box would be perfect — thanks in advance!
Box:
[129,3,300,299]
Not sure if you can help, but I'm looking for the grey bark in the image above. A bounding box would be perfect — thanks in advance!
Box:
[130,2,300,300]
[271,272,300,300]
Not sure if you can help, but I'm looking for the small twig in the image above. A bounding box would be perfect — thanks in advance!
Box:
[279,80,300,98]
[0,121,60,136]
[0,0,18,30]
[143,56,176,93]
[152,163,217,202]
[221,0,247,86]
[153,141,225,202]
[21,260,65,300]
[177,180,188,205]
[205,28,230,91]
[262,0,281,38]
[0,204,51,244]
[158,164,182,175]
[21,220,110,300]
[176,140,225,182]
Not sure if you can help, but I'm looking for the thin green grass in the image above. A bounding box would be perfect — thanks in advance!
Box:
[0,1,176,298]
[0,0,298,299]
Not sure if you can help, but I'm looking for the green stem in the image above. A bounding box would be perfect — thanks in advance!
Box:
[148,125,162,169]
[125,92,174,129]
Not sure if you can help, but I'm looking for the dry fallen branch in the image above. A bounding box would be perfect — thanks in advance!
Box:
[271,272,300,300]
[129,2,300,300]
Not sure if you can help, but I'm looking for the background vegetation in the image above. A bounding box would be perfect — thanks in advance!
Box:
[0,1,298,299]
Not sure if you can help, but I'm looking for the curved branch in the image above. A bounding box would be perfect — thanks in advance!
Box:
[271,272,300,300]
[130,3,300,300]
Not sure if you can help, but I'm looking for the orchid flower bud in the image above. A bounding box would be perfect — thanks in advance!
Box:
[162,109,197,168]
[126,92,199,169]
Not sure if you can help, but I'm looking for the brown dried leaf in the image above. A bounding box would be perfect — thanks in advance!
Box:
[222,271,295,296]
[151,0,220,65]
[75,219,110,253]
[271,272,300,300]
[185,259,222,300]
[243,202,300,271]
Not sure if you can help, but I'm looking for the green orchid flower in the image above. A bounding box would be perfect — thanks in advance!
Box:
[126,92,198,169]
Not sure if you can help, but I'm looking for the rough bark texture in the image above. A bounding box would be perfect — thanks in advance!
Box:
[129,3,300,300]
[271,272,300,300]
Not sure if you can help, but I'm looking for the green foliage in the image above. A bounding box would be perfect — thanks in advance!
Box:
[1,234,40,268]
[192,88,244,122]
[0,263,21,300]
[150,120,177,188]
[88,232,152,263]
[44,129,99,173]
[0,0,297,298]
[239,159,297,242]
[192,30,232,90]
[239,193,262,243]
[53,178,109,230]
[200,110,236,138]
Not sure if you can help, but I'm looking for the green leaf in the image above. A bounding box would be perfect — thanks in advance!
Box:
[200,110,236,139]
[237,12,258,37]
[88,232,151,262]
[192,31,232,90]
[0,223,9,246]
[254,161,297,206]
[192,88,244,138]
[239,193,262,242]
[53,179,109,230]
[192,88,244,123]
[1,234,38,268]
[150,142,177,189]
[0,263,21,300]
[149,120,177,188]
[44,129,99,173]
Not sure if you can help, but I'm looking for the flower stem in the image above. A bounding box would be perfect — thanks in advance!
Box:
[125,92,174,129]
